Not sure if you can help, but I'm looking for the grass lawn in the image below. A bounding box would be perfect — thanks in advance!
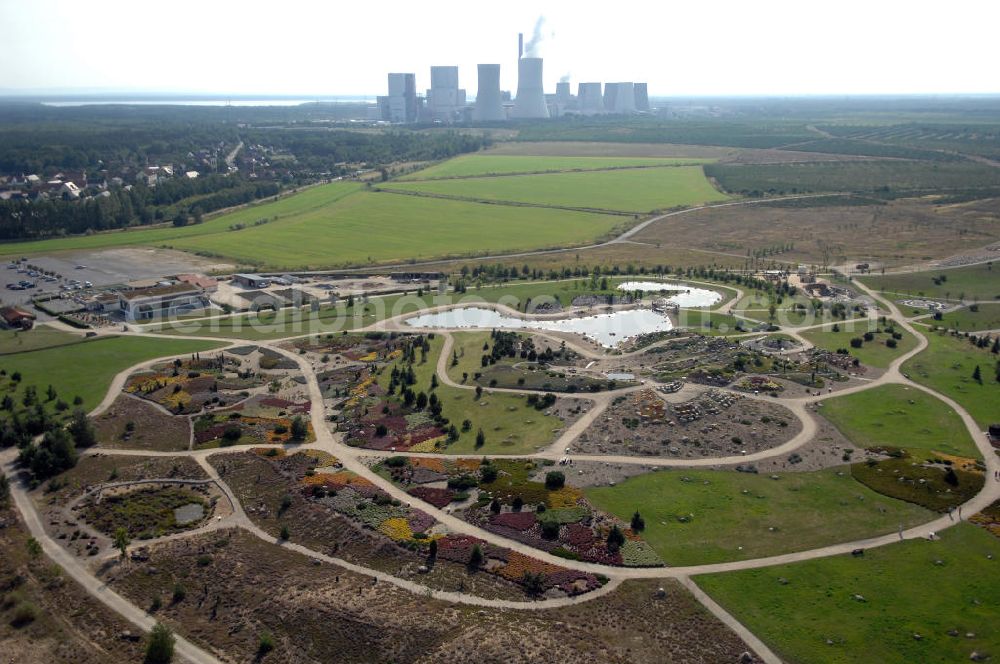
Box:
[585,468,932,565]
[0,181,361,260]
[677,311,751,335]
[380,335,569,455]
[166,191,630,269]
[388,166,729,214]
[902,331,1000,429]
[819,384,979,459]
[862,263,1000,302]
[697,524,1000,664]
[800,323,918,368]
[929,303,1000,332]
[0,325,85,355]
[398,154,713,180]
[0,335,225,414]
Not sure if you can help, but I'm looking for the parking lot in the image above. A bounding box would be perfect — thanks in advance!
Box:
[1,247,232,307]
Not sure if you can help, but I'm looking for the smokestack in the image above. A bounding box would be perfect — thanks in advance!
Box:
[474,64,505,121]
[518,33,523,59]
[512,57,549,119]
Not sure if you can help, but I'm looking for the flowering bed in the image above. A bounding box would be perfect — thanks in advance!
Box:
[124,354,262,414]
[407,486,455,508]
[381,456,664,568]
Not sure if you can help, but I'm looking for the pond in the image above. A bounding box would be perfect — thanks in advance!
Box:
[174,502,205,526]
[405,307,673,348]
[617,281,722,308]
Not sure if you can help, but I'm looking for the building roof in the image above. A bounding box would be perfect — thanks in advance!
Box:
[0,306,36,324]
[176,273,218,289]
[234,273,268,281]
[120,283,201,303]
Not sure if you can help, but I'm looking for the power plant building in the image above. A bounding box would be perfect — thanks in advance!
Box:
[428,66,465,122]
[376,72,418,123]
[512,57,549,119]
[474,64,505,121]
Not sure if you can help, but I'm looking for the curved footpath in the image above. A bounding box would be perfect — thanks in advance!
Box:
[3,273,998,664]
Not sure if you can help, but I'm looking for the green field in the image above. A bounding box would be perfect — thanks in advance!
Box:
[166,190,629,269]
[388,166,729,214]
[927,303,1000,332]
[800,323,918,368]
[902,331,1000,429]
[0,181,362,259]
[862,263,1000,302]
[697,524,1000,664]
[819,384,979,459]
[398,154,713,180]
[585,468,932,565]
[0,326,85,355]
[380,335,568,455]
[0,335,225,414]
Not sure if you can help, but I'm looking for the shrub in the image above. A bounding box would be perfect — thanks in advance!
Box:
[172,583,186,604]
[607,525,625,551]
[290,416,308,441]
[850,337,863,349]
[385,456,408,468]
[144,622,175,664]
[544,471,565,490]
[480,464,498,483]
[540,520,560,540]
[279,525,290,541]
[9,600,38,627]
[258,631,275,657]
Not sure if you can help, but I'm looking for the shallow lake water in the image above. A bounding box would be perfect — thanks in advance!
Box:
[617,281,722,308]
[405,307,673,347]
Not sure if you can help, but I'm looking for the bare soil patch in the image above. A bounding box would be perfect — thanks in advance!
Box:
[95,395,191,452]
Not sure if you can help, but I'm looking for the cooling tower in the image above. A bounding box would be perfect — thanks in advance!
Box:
[577,82,603,114]
[605,82,636,113]
[555,81,571,104]
[634,82,650,111]
[474,64,505,121]
[512,57,549,119]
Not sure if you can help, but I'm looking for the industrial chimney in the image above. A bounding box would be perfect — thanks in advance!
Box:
[474,64,505,121]
[512,57,549,119]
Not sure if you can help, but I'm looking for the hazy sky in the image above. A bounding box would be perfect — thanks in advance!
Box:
[2,0,998,97]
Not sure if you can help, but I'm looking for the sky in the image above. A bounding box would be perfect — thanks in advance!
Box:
[2,0,999,97]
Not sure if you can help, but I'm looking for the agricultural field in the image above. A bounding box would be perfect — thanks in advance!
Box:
[0,181,362,260]
[633,197,1000,268]
[697,524,1000,664]
[800,323,918,368]
[585,467,932,565]
[167,190,632,269]
[863,263,1000,302]
[818,384,979,459]
[902,331,1000,428]
[387,166,729,214]
[705,160,1000,195]
[397,154,712,180]
[0,335,225,415]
